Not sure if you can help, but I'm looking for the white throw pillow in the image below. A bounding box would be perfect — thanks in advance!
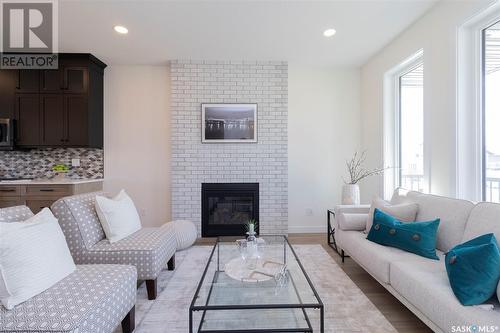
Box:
[338,213,368,231]
[0,208,76,309]
[95,190,142,243]
[365,197,419,233]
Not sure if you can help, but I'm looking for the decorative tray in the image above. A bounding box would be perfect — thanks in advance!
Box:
[224,258,285,283]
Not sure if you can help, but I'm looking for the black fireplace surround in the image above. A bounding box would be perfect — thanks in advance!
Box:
[201,183,259,237]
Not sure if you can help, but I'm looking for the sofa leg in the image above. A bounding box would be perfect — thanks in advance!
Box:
[121,306,135,333]
[341,250,345,263]
[146,279,157,300]
[167,254,175,271]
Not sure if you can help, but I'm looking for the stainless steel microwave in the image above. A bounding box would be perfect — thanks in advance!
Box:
[0,118,14,150]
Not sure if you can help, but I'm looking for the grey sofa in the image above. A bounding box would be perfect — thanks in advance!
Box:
[0,205,137,333]
[335,190,500,333]
[51,191,177,300]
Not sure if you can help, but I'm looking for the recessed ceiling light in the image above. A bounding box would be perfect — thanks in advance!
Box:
[114,25,128,34]
[323,28,336,37]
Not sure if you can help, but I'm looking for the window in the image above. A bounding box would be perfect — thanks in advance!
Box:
[457,4,500,201]
[399,63,424,192]
[383,50,426,198]
[483,21,500,202]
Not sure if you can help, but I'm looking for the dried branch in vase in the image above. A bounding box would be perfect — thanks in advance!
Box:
[344,151,387,185]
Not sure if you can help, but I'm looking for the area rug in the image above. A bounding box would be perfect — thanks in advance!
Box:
[117,245,397,333]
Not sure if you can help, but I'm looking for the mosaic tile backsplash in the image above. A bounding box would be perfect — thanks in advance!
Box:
[0,148,104,179]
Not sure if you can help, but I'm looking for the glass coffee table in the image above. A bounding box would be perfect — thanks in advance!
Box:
[189,235,324,332]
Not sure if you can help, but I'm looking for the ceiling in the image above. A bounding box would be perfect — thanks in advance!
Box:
[58,0,438,67]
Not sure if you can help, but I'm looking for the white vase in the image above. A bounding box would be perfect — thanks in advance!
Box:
[342,184,360,205]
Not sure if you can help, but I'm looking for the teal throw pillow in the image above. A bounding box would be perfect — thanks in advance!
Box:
[367,208,440,260]
[445,233,500,306]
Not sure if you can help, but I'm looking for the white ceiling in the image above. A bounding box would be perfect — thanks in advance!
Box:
[58,0,438,67]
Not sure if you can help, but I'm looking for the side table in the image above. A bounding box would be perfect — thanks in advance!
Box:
[327,208,348,262]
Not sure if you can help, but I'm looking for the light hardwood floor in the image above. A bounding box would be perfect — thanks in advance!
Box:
[196,233,433,333]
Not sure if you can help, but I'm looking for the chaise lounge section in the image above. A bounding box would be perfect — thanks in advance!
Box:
[51,192,177,300]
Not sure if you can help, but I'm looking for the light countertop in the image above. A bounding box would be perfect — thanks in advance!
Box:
[0,178,104,185]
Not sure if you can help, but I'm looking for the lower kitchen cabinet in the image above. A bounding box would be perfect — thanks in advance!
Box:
[0,181,102,214]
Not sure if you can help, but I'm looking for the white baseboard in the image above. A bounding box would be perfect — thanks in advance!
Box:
[288,225,326,233]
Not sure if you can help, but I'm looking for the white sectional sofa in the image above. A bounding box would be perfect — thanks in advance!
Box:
[335,190,500,333]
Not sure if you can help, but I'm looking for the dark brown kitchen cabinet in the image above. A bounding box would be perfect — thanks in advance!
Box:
[40,69,63,93]
[0,53,106,149]
[41,94,64,145]
[0,70,16,118]
[64,95,88,146]
[40,65,87,94]
[63,67,88,94]
[15,94,40,146]
[16,70,39,93]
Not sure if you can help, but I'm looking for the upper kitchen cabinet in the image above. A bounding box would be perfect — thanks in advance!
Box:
[16,70,40,93]
[0,70,16,118]
[63,66,88,94]
[15,94,40,146]
[0,53,107,149]
[40,69,63,93]
[40,60,88,94]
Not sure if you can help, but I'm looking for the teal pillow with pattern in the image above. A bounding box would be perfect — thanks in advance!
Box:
[367,208,440,260]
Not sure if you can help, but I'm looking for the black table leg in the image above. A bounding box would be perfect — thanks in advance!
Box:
[320,305,324,333]
[327,209,349,262]
[327,210,338,252]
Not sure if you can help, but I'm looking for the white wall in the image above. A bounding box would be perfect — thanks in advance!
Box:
[102,63,360,233]
[104,66,171,227]
[288,65,361,233]
[360,0,496,201]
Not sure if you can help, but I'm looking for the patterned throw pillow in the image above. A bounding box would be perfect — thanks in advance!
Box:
[367,208,440,260]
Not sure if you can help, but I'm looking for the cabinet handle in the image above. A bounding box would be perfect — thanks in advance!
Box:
[63,71,69,90]
[39,189,54,192]
[0,189,16,192]
[16,71,20,89]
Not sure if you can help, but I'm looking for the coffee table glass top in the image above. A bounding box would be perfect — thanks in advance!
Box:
[190,235,324,332]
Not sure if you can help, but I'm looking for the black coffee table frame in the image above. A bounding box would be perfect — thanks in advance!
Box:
[189,235,324,333]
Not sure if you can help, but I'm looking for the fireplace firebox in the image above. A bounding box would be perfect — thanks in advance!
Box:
[201,183,259,237]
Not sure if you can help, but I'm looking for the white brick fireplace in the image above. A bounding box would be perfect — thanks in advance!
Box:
[170,60,288,235]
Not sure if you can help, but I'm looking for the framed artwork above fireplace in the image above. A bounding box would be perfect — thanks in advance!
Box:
[202,103,257,143]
